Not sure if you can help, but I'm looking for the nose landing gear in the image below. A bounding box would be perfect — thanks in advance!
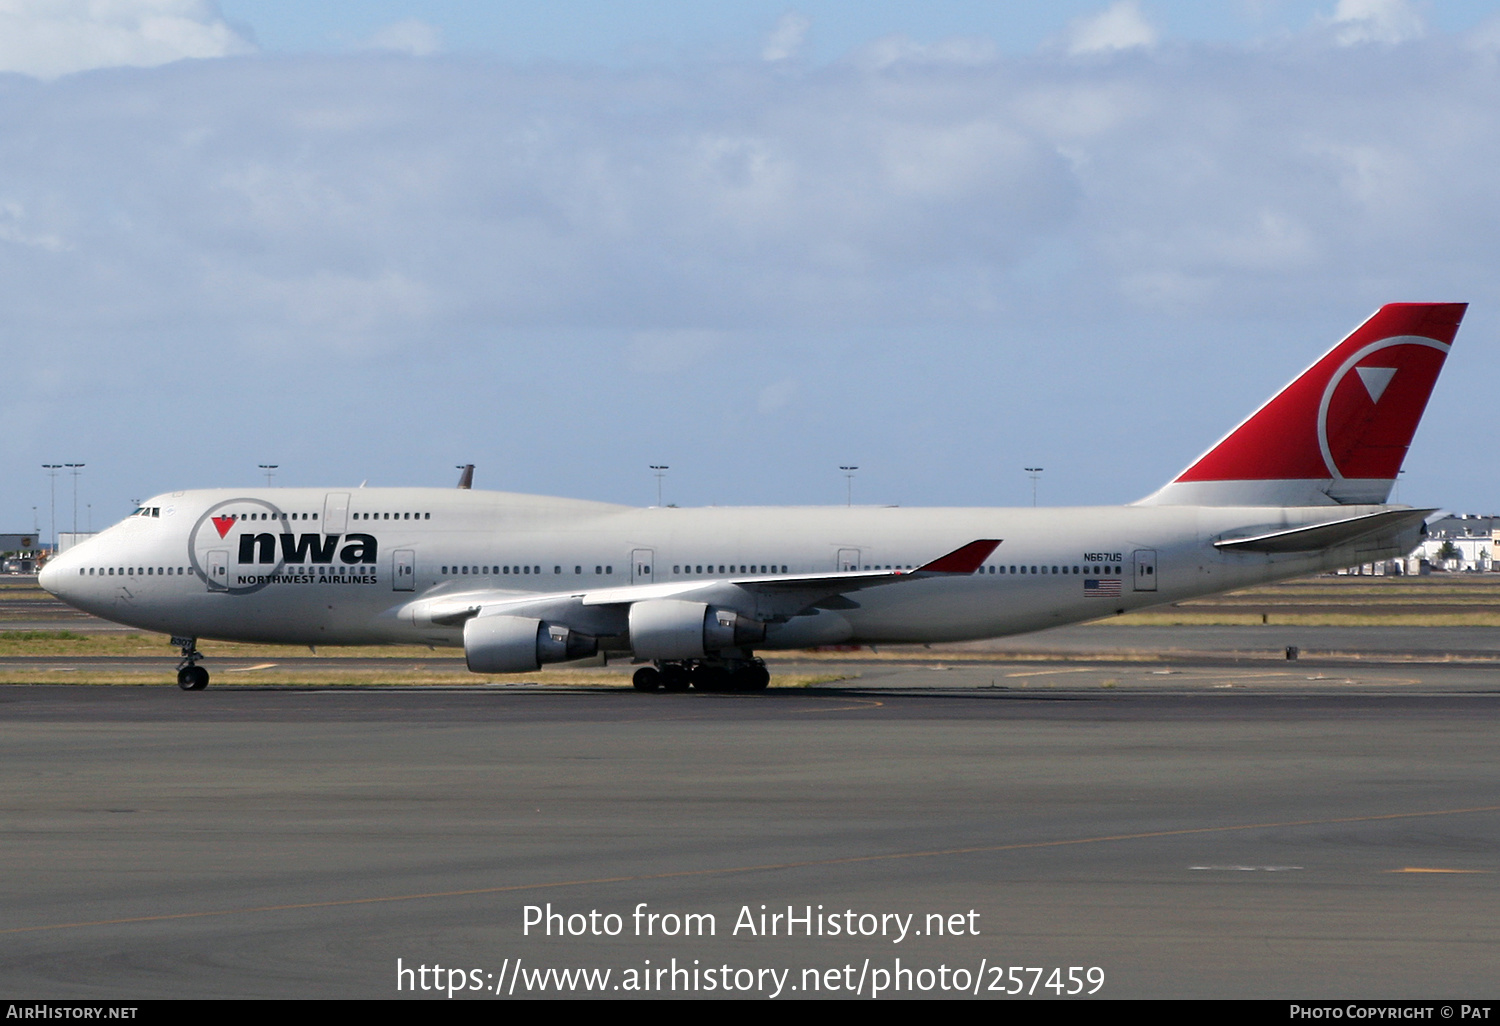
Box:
[173,636,209,691]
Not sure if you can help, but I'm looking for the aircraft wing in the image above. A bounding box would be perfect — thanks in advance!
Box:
[406,539,1000,626]
[580,538,1001,606]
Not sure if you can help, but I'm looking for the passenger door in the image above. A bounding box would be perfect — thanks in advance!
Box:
[631,548,654,584]
[393,549,415,591]
[1133,549,1158,592]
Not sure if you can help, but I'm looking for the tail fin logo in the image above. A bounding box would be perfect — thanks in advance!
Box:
[1355,366,1396,404]
[1317,338,1449,482]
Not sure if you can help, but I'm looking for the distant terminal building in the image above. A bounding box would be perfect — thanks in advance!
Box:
[1413,514,1498,572]
[1333,514,1498,576]
[1,533,44,574]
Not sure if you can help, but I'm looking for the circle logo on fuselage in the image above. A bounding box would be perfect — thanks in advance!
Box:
[188,498,289,595]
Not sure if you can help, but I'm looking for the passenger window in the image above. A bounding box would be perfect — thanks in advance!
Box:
[574,566,582,575]
[595,566,602,574]
[606,566,612,574]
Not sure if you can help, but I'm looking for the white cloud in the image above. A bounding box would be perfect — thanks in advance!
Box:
[1066,1,1157,56]
[762,12,809,62]
[1328,0,1425,46]
[853,34,997,70]
[0,0,251,79]
[357,18,442,58]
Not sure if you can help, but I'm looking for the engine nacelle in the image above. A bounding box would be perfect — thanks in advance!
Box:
[628,599,766,661]
[464,614,597,674]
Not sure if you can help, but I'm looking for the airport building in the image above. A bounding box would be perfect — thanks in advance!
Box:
[1,533,44,574]
[1330,515,1498,576]
[1411,514,1498,572]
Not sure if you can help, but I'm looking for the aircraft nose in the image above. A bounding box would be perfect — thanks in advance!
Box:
[38,556,63,596]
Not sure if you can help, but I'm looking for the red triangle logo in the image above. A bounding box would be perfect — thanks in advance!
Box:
[211,516,235,538]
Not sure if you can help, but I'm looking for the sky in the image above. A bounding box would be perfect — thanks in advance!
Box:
[3,0,1500,540]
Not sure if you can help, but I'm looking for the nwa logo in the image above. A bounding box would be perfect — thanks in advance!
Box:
[234,530,377,565]
[190,498,379,595]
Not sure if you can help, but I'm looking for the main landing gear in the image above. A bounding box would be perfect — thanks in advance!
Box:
[633,659,770,694]
[173,635,209,691]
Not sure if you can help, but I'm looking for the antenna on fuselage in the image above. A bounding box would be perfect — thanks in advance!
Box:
[456,464,474,489]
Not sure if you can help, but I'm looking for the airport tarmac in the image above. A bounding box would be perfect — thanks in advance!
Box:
[2,657,1498,1000]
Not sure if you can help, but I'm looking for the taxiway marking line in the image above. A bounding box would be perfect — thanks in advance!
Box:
[6,804,1497,935]
[1004,668,1095,678]
[1389,867,1489,874]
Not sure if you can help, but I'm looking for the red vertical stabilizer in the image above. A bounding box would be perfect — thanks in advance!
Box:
[1140,303,1465,507]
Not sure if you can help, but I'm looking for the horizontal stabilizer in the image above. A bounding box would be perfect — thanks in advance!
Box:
[1213,508,1434,553]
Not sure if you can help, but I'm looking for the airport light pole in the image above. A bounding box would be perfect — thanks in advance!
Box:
[42,465,60,553]
[840,466,859,507]
[65,464,84,535]
[259,464,278,487]
[650,466,669,507]
[1024,467,1044,507]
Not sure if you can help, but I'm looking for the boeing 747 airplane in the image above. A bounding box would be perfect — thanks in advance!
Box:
[40,303,1464,692]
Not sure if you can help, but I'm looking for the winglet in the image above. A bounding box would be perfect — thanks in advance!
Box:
[913,539,1001,574]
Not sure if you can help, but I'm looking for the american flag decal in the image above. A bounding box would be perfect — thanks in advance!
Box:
[1084,578,1121,597]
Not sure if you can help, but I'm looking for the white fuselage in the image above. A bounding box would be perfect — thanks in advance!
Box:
[38,487,1417,651]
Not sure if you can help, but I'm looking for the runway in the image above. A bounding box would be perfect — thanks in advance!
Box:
[3,672,1498,999]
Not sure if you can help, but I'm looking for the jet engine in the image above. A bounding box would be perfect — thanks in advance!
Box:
[464,614,597,674]
[627,599,766,661]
